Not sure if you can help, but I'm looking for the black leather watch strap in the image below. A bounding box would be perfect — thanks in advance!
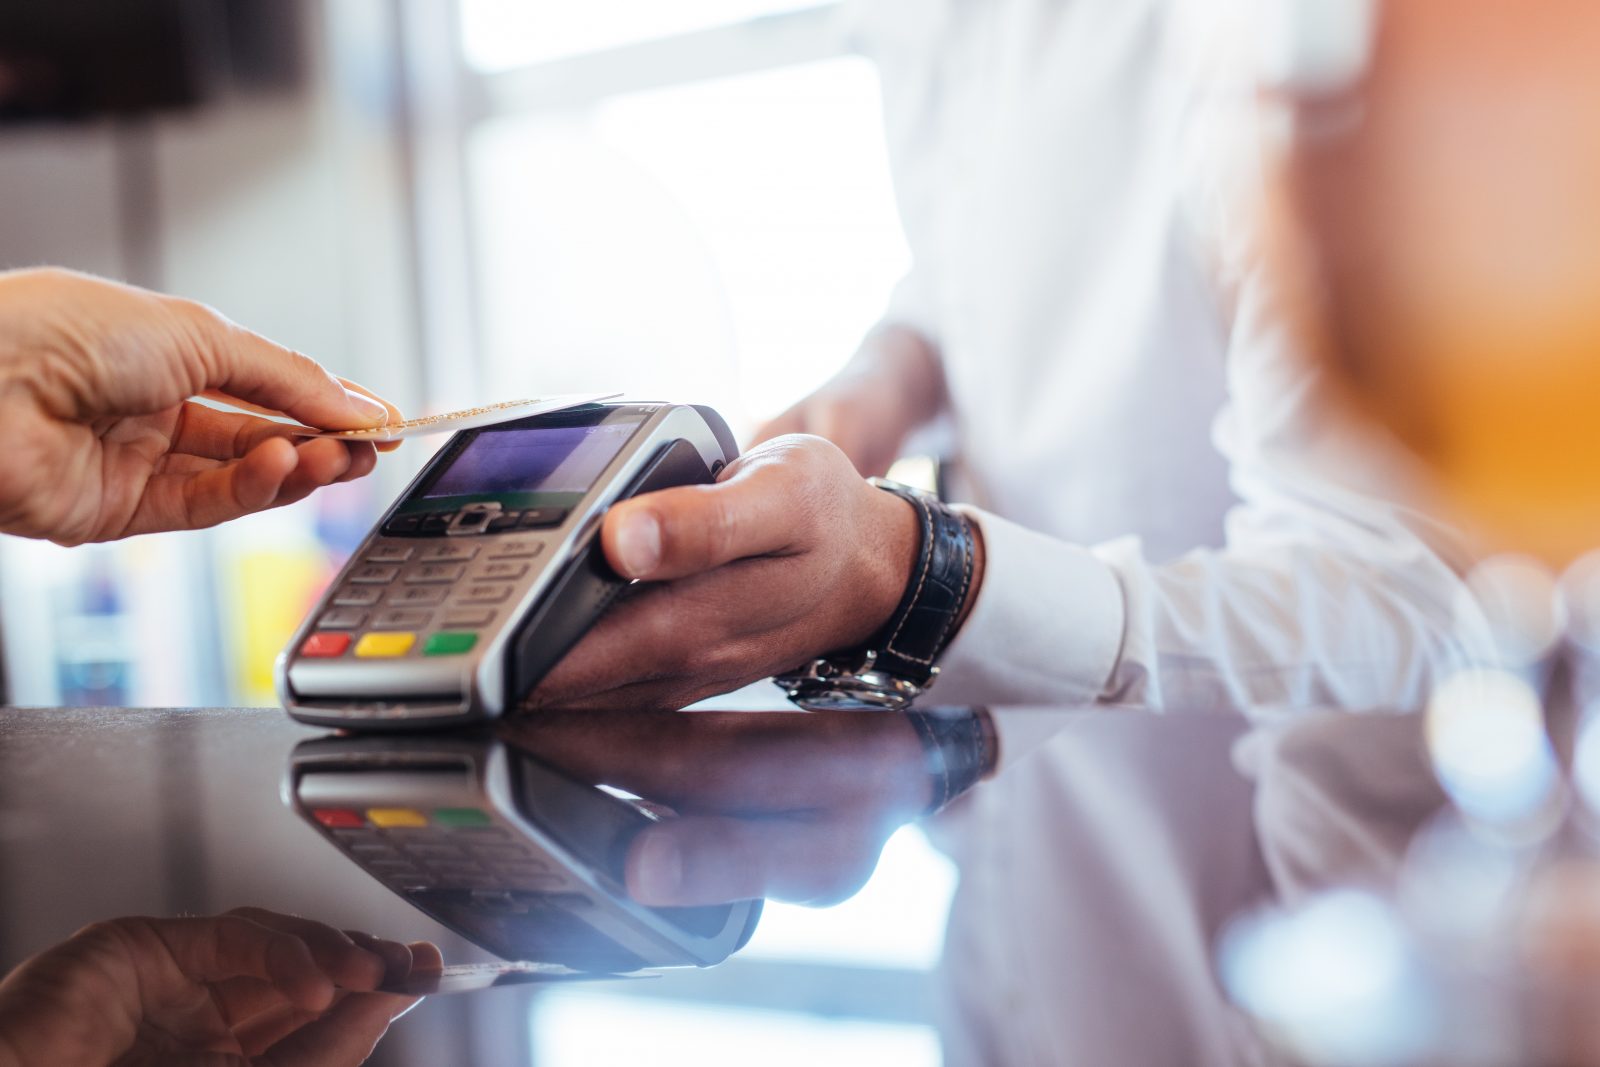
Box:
[904,707,997,814]
[868,480,977,686]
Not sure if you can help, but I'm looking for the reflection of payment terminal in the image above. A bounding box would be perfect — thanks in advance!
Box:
[286,734,762,973]
[276,403,738,729]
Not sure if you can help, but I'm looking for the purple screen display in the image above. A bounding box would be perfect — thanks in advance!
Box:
[423,423,637,499]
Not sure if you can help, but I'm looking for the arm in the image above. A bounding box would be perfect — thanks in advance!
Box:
[531,273,1488,741]
[754,322,947,477]
[934,266,1495,725]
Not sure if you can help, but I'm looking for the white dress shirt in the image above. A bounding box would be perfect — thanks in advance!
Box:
[847,0,1492,1063]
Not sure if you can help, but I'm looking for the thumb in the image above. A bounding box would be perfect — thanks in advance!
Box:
[183,305,391,432]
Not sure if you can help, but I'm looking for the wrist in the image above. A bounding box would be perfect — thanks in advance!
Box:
[859,482,924,646]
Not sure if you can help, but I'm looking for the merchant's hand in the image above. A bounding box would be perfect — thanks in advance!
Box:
[530,434,966,711]
[500,709,936,907]
[0,268,402,545]
[752,325,944,477]
[0,908,441,1067]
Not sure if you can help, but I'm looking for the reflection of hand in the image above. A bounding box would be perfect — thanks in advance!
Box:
[500,709,935,908]
[0,268,402,544]
[752,326,944,478]
[0,908,441,1067]
[531,435,946,711]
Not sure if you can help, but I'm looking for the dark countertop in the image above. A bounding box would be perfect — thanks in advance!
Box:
[0,705,945,1067]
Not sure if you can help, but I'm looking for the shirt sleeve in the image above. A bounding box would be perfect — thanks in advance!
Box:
[935,265,1499,769]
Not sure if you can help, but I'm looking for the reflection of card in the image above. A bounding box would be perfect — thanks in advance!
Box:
[286,393,620,442]
[377,960,648,996]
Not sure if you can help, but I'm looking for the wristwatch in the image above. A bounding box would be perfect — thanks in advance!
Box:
[774,479,977,711]
[905,706,999,813]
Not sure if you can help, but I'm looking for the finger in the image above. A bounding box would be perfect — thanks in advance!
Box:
[626,815,886,907]
[255,991,422,1067]
[232,1001,319,1057]
[534,568,787,705]
[332,440,379,483]
[134,434,371,534]
[337,378,405,454]
[501,709,928,816]
[344,931,412,985]
[600,443,822,580]
[120,438,295,535]
[274,438,358,497]
[406,941,444,974]
[139,915,335,1014]
[150,438,366,508]
[170,401,303,461]
[227,908,386,993]
[176,303,392,432]
[209,975,291,1027]
[171,405,383,484]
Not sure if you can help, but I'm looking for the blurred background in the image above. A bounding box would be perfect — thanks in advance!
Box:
[0,1,948,1062]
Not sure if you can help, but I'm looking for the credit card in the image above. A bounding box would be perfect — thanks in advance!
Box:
[286,393,620,442]
[377,960,649,996]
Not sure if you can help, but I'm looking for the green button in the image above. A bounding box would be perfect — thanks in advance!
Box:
[423,631,478,656]
[433,807,492,827]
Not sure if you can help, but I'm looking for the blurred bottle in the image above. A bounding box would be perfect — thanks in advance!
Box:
[1271,0,1600,569]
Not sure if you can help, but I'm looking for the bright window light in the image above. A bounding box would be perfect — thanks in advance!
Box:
[531,992,941,1067]
[739,826,958,971]
[460,0,837,70]
[466,56,910,440]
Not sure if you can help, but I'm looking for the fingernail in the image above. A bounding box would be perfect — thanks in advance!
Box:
[343,388,390,425]
[631,832,683,904]
[613,511,661,577]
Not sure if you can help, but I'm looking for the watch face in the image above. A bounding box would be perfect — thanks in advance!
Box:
[775,674,920,713]
[794,690,913,712]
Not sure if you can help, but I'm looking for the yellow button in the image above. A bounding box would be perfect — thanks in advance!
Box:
[354,632,416,658]
[367,808,427,828]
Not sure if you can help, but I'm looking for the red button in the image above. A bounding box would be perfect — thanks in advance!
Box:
[313,808,365,829]
[301,632,351,658]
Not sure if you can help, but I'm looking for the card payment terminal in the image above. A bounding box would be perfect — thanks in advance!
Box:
[286,734,762,973]
[276,403,738,729]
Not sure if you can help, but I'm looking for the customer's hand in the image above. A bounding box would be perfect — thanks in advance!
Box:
[529,434,951,711]
[0,908,441,1067]
[0,268,402,545]
[501,709,935,906]
[753,325,944,477]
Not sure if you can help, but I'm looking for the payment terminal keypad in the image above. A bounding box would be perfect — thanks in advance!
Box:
[350,564,400,584]
[312,806,564,892]
[419,543,478,563]
[388,586,448,607]
[301,530,552,664]
[407,563,466,584]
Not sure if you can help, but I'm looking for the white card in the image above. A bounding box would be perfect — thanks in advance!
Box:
[376,960,647,995]
[285,393,620,442]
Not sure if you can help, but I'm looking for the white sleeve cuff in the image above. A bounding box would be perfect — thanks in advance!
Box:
[932,507,1126,709]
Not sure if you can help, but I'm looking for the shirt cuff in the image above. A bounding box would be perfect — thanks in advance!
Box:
[933,508,1127,710]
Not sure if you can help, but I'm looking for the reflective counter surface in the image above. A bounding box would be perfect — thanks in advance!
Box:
[0,705,968,1067]
[11,703,1575,1067]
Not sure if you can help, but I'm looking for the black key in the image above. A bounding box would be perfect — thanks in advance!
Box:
[517,508,568,529]
[384,515,422,536]
[419,513,455,535]
[486,512,521,532]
